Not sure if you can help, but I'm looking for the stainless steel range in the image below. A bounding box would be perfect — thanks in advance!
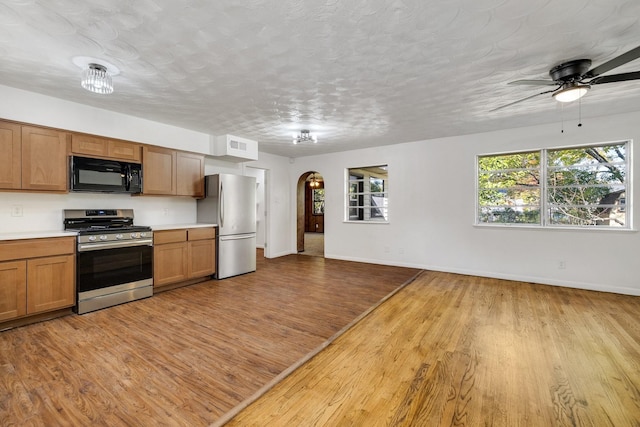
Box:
[64,209,153,314]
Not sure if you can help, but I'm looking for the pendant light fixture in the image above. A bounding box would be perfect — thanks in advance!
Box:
[309,173,320,188]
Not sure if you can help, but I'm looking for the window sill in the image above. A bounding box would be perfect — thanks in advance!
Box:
[473,223,637,232]
[343,220,390,224]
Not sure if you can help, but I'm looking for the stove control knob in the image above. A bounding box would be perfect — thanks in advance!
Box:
[115,234,124,240]
[99,235,108,241]
[131,232,140,239]
[140,232,147,238]
[88,235,97,242]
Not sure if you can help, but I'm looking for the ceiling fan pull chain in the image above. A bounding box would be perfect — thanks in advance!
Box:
[561,103,565,133]
[578,97,583,128]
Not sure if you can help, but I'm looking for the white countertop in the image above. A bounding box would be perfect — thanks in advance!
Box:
[151,223,217,231]
[0,230,78,241]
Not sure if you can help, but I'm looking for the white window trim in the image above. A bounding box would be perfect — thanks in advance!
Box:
[344,165,389,224]
[475,140,632,230]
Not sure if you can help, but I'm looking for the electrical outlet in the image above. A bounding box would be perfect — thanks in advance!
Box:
[558,260,566,270]
[11,205,23,217]
[163,208,169,216]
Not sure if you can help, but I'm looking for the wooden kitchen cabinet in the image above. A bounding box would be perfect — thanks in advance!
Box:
[153,227,216,291]
[0,121,22,190]
[177,151,205,197]
[0,121,68,192]
[0,261,27,321]
[142,146,204,197]
[21,126,69,192]
[187,228,216,278]
[0,237,75,328]
[26,255,75,314]
[142,145,177,195]
[154,242,189,287]
[71,133,141,162]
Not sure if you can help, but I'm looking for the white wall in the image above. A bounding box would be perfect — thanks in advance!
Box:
[1,192,195,233]
[245,153,293,258]
[291,110,640,296]
[0,85,210,154]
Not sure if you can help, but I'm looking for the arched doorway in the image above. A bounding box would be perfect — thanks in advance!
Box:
[297,171,325,256]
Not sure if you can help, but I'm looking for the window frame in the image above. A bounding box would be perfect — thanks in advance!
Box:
[345,165,389,223]
[476,140,632,230]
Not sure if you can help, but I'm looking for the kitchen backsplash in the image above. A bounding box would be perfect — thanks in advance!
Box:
[1,192,196,233]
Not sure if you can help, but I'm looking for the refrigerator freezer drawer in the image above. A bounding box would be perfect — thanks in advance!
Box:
[218,233,256,279]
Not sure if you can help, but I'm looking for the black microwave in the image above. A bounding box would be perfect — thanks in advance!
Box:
[70,156,142,193]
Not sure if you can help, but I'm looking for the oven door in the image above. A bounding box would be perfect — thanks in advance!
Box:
[77,243,153,293]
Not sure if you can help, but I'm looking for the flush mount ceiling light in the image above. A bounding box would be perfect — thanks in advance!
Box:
[72,56,120,95]
[553,81,591,103]
[82,63,113,94]
[292,129,317,145]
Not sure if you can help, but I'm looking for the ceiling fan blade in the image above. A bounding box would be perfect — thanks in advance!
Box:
[585,45,640,78]
[508,79,557,86]
[589,71,640,84]
[490,89,557,112]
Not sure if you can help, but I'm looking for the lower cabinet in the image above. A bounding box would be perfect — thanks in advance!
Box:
[0,237,75,325]
[0,261,27,321]
[26,255,75,314]
[154,227,216,290]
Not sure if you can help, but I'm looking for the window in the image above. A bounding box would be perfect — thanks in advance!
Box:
[313,189,325,215]
[346,165,388,222]
[477,141,630,228]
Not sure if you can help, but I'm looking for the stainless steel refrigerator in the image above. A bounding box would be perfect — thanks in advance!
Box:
[197,174,256,279]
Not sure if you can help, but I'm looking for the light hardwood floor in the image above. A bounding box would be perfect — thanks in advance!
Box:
[0,252,419,426]
[225,271,640,426]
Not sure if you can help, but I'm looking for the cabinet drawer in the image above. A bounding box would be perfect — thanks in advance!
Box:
[154,229,187,245]
[0,237,75,262]
[187,227,216,241]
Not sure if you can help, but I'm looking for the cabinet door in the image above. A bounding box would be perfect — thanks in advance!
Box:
[26,254,75,314]
[188,239,215,279]
[22,126,69,191]
[177,152,205,197]
[154,242,188,287]
[108,140,141,162]
[71,134,108,157]
[143,146,176,195]
[0,121,22,190]
[0,260,27,321]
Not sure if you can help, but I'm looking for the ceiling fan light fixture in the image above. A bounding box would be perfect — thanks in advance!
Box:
[81,63,113,95]
[553,82,590,103]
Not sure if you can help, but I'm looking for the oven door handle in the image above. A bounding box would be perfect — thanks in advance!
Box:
[78,239,153,252]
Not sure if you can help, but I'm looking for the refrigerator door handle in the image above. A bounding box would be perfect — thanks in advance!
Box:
[220,233,256,241]
[220,181,225,228]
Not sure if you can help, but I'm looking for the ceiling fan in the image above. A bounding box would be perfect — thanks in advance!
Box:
[492,45,640,111]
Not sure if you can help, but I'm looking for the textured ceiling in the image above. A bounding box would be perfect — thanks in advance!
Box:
[0,0,639,158]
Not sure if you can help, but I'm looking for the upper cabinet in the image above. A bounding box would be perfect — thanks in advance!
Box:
[0,121,21,190]
[22,126,69,192]
[71,133,141,162]
[142,146,177,195]
[0,118,206,197]
[0,121,69,192]
[177,151,205,197]
[142,146,204,197]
